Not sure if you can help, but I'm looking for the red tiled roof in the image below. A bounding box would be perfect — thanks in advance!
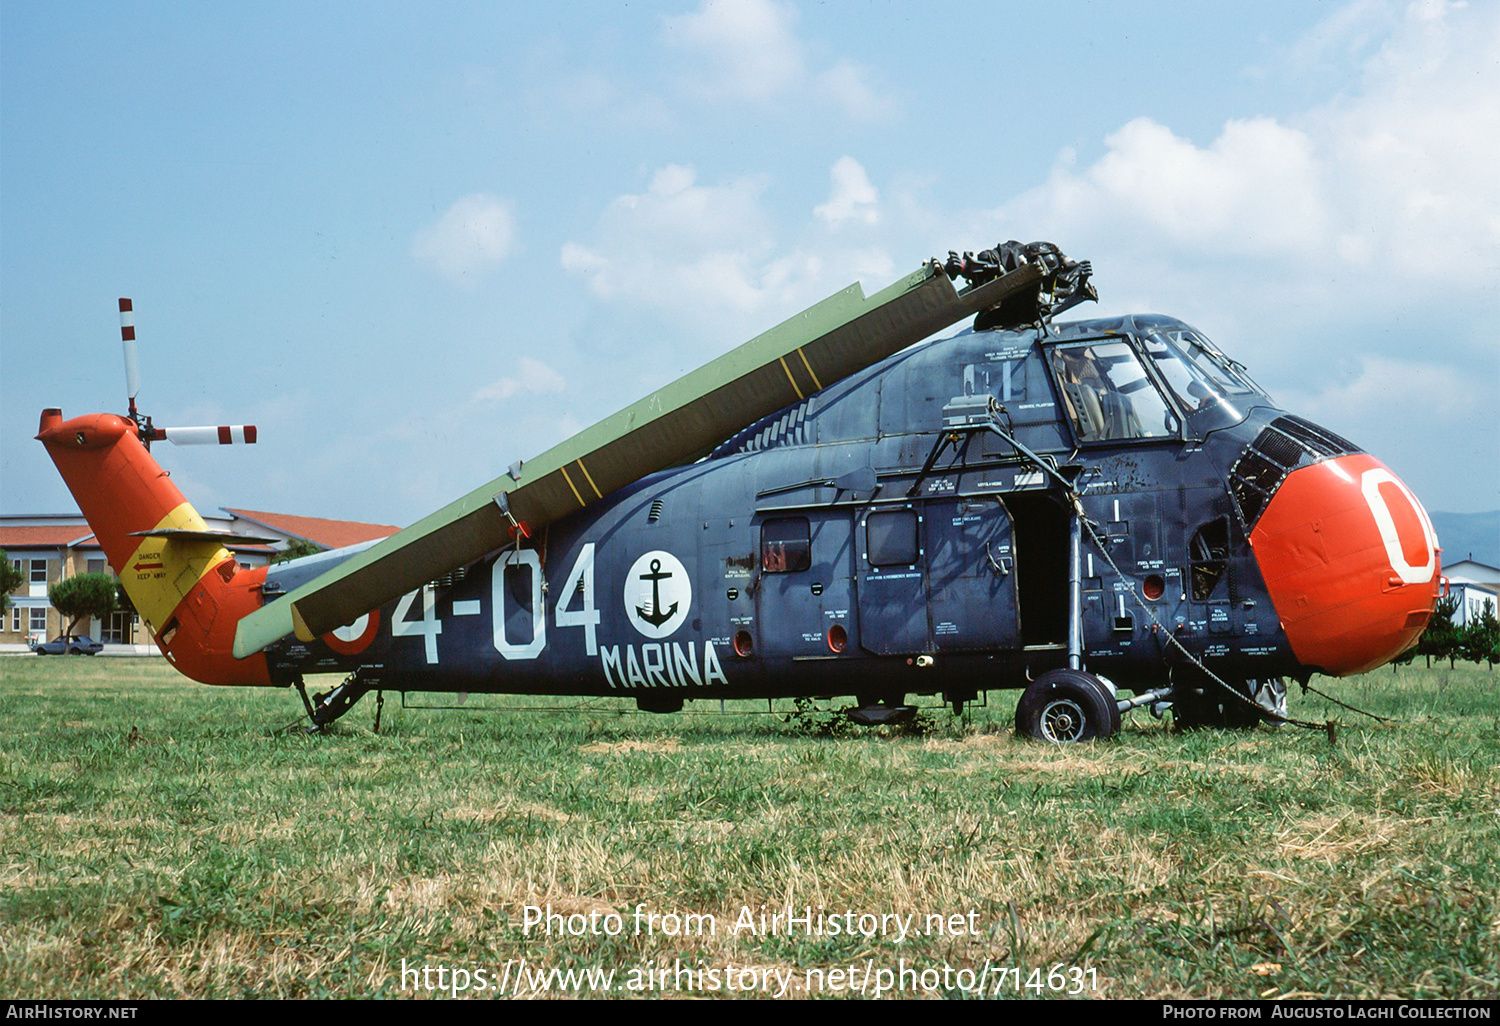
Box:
[0,526,98,548]
[223,508,400,550]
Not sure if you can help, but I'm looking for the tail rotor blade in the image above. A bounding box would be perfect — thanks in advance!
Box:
[159,425,259,446]
[119,298,140,409]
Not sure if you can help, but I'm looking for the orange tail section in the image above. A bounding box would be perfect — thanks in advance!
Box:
[36,408,271,685]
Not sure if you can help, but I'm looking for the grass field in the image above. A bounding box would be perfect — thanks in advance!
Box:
[0,656,1495,1000]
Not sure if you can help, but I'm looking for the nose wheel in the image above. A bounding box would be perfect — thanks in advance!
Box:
[1015,669,1120,743]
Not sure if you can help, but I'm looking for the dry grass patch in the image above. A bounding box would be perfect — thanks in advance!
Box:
[580,738,681,756]
[1274,813,1415,865]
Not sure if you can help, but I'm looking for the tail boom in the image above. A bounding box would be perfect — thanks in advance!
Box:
[36,408,271,685]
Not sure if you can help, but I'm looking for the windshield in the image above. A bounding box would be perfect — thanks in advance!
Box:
[1048,340,1179,442]
[1176,330,1264,396]
[1141,332,1247,432]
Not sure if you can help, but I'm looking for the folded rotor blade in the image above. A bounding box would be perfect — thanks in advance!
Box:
[232,258,1044,658]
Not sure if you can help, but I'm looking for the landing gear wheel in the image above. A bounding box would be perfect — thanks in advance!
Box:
[1015,669,1120,743]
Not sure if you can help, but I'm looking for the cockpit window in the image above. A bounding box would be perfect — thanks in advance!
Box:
[1176,330,1263,396]
[1048,340,1179,442]
[1142,333,1226,408]
[1141,332,1247,432]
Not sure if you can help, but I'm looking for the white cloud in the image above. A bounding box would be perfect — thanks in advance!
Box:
[815,60,895,121]
[561,164,773,314]
[1281,355,1480,427]
[561,161,897,337]
[473,357,566,403]
[1276,354,1493,506]
[412,194,516,283]
[662,0,804,102]
[1007,116,1327,257]
[662,0,896,119]
[814,156,880,227]
[990,1,1500,289]
[1280,0,1398,75]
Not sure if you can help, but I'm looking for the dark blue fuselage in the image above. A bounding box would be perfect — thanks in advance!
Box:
[262,314,1330,706]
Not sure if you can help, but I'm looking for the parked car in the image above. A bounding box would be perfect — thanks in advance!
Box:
[34,634,103,656]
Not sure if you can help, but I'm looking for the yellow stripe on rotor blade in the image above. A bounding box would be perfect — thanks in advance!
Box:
[778,356,805,400]
[575,459,603,499]
[559,465,587,507]
[797,347,823,391]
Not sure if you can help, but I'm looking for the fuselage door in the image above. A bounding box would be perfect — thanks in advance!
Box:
[753,512,856,658]
[855,502,929,654]
[924,496,1022,652]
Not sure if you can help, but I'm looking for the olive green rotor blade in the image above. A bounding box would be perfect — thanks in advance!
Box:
[232,259,1043,658]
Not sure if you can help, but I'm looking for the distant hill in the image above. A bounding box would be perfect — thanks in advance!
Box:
[1429,510,1500,567]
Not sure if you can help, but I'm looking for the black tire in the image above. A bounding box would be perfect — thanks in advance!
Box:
[68,648,81,655]
[1015,669,1120,743]
[35,648,48,656]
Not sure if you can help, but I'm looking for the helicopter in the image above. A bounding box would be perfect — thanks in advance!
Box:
[35,241,1443,742]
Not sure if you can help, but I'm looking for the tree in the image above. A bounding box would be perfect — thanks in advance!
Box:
[0,550,22,615]
[47,573,118,637]
[271,539,324,564]
[1460,599,1498,670]
[1416,594,1462,668]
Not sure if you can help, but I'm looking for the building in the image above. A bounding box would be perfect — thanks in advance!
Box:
[1447,582,1498,627]
[1444,557,1500,597]
[220,508,400,551]
[2,509,398,650]
[1441,557,1500,628]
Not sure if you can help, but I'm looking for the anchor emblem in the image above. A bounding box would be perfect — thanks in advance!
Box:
[635,558,678,627]
[624,550,691,639]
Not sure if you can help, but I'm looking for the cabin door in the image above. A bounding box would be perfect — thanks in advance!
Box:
[854,497,1021,655]
[923,496,1021,652]
[854,501,929,654]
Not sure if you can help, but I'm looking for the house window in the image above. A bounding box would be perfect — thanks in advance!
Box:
[30,560,49,584]
[760,517,811,573]
[30,607,48,634]
[10,607,19,632]
[87,558,107,576]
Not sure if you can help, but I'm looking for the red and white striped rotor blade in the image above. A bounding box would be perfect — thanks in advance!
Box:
[156,425,259,446]
[119,298,141,405]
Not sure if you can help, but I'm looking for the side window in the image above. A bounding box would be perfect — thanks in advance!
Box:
[1048,340,1178,442]
[866,509,919,567]
[761,517,811,573]
[963,360,1027,402]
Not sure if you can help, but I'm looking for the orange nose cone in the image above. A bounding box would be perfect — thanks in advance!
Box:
[1250,454,1441,676]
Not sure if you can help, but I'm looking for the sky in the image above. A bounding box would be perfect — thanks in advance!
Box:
[2,0,1497,526]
